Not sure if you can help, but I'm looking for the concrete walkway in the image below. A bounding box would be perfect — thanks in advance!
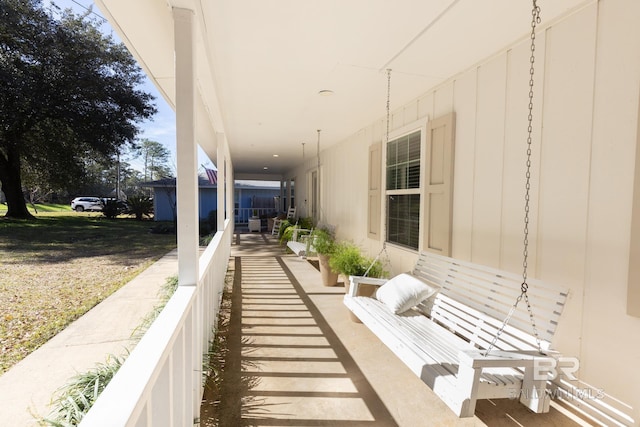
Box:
[0,249,178,426]
[204,233,592,427]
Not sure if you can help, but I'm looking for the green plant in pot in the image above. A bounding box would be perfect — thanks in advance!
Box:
[278,220,294,245]
[312,228,338,286]
[329,242,386,279]
[329,241,386,322]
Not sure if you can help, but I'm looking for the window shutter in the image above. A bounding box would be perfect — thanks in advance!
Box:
[423,112,455,256]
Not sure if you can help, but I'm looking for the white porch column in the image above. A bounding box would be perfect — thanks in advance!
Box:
[174,8,198,287]
[279,180,284,211]
[216,132,225,231]
[227,157,234,231]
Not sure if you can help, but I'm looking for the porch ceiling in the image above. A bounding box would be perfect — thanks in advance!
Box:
[97,0,589,178]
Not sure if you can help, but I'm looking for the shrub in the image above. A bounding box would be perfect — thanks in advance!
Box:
[329,242,386,278]
[127,195,153,220]
[41,276,178,426]
[42,354,125,426]
[278,219,293,243]
[311,228,336,255]
[297,216,314,230]
[101,200,123,219]
[206,210,217,231]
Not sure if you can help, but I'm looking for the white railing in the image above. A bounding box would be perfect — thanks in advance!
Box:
[79,219,233,426]
[234,207,277,224]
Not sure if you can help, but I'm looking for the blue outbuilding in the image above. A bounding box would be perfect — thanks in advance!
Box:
[143,177,281,226]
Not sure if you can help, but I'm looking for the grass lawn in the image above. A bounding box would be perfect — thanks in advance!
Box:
[0,207,177,374]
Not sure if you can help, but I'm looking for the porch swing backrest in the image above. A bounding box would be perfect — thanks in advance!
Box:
[412,252,569,352]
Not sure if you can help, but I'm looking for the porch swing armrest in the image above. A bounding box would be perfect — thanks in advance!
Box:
[458,349,555,369]
[348,276,387,297]
[458,349,554,415]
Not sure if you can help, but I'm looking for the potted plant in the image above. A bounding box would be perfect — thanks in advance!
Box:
[329,242,387,322]
[311,228,338,286]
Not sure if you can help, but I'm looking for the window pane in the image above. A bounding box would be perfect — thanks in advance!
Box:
[408,132,421,159]
[397,138,408,164]
[386,131,421,191]
[386,166,396,190]
[386,194,420,250]
[408,161,420,188]
[387,141,397,165]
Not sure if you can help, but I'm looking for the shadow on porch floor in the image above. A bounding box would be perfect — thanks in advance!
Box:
[201,232,596,426]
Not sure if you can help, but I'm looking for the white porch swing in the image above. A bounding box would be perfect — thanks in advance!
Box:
[345,0,571,417]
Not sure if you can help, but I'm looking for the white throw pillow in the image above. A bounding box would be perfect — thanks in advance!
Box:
[375,273,437,314]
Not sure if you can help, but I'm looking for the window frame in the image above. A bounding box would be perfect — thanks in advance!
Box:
[383,119,428,251]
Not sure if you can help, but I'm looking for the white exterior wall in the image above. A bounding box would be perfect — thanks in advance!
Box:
[286,1,640,420]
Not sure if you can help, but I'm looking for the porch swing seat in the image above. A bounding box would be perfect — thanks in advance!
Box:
[344,251,569,417]
[286,226,315,258]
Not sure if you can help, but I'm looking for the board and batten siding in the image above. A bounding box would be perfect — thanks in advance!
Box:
[285,1,640,422]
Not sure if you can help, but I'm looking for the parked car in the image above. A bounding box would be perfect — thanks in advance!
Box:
[71,197,104,212]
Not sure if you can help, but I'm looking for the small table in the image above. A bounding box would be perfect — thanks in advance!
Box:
[248,218,261,232]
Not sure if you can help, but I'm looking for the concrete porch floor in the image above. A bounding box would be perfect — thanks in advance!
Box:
[203,232,596,427]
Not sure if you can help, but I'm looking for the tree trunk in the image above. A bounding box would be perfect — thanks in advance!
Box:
[0,147,35,219]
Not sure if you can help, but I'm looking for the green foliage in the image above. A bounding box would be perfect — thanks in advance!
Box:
[130,275,178,341]
[207,210,218,228]
[200,234,213,246]
[0,0,156,219]
[42,275,178,426]
[311,228,336,255]
[329,242,386,278]
[199,210,217,237]
[126,195,153,220]
[278,217,314,245]
[42,354,125,426]
[297,216,314,230]
[101,200,123,219]
[277,219,293,243]
[135,139,172,183]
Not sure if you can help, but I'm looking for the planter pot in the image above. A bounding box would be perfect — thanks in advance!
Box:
[344,275,378,323]
[318,254,338,287]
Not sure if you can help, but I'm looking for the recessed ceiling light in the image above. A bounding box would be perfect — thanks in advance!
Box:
[263,166,268,170]
[318,89,334,96]
[273,154,279,158]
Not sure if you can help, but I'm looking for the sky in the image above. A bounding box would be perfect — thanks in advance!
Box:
[44,0,215,174]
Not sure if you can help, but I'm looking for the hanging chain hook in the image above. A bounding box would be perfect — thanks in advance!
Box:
[365,69,393,278]
[485,1,543,356]
[382,68,392,253]
[386,68,392,145]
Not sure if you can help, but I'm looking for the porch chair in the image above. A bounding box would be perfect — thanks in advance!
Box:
[271,207,296,235]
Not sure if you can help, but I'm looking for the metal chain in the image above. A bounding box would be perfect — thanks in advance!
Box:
[386,68,391,147]
[485,1,543,356]
[383,68,391,252]
[366,69,393,278]
[363,68,391,277]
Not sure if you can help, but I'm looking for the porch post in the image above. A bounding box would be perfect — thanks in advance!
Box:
[174,7,198,287]
[227,156,234,231]
[217,132,225,231]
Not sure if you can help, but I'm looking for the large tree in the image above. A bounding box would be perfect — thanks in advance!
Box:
[137,138,172,182]
[0,0,156,219]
